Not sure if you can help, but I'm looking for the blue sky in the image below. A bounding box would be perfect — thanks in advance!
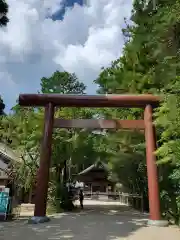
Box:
[52,0,84,20]
[0,0,133,112]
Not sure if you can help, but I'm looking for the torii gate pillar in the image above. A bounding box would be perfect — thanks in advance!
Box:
[29,103,54,224]
[144,105,168,226]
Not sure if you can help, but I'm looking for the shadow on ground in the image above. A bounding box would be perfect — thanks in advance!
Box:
[0,205,149,240]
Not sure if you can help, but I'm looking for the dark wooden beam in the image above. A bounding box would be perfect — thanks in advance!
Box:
[19,94,161,108]
[53,119,145,130]
[144,105,161,220]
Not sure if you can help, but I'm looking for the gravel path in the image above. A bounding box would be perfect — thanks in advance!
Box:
[1,204,180,240]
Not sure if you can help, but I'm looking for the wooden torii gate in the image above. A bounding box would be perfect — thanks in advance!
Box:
[19,94,168,226]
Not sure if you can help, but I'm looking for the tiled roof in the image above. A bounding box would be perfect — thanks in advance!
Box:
[78,161,109,175]
[0,159,8,171]
[0,142,20,163]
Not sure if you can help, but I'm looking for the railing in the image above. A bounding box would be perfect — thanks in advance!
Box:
[81,191,144,212]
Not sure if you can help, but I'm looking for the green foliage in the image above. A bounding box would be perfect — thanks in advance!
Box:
[107,131,147,194]
[41,71,86,94]
[0,0,9,27]
[94,0,180,222]
[40,71,95,211]
[0,71,91,210]
[154,94,180,224]
[0,96,5,115]
[0,106,43,191]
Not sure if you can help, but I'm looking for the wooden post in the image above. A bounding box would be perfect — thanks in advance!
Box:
[28,186,32,203]
[141,193,144,213]
[90,184,92,199]
[34,103,54,217]
[144,104,161,221]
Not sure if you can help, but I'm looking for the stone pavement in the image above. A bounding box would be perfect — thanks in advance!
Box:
[0,205,180,240]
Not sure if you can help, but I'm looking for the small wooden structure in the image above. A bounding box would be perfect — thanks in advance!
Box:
[0,142,18,187]
[77,161,115,195]
[0,143,33,204]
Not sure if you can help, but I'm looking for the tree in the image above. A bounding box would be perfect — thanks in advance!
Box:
[0,96,5,115]
[40,71,90,210]
[41,71,86,94]
[0,70,92,210]
[154,92,180,224]
[0,0,9,27]
[0,106,44,194]
[94,0,180,222]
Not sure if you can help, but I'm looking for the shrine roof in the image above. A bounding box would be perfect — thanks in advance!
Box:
[78,161,109,176]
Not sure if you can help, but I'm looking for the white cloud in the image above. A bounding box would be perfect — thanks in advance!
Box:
[0,0,133,111]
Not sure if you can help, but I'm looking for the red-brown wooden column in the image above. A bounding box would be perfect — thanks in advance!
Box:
[34,103,54,217]
[144,104,161,221]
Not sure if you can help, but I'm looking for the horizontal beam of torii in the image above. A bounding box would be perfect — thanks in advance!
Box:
[19,94,161,108]
[53,119,145,130]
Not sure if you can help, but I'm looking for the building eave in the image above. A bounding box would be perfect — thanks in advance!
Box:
[78,161,110,176]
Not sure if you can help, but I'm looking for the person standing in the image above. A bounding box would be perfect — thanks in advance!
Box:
[79,189,84,209]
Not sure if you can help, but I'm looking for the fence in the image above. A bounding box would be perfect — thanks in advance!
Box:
[82,191,144,212]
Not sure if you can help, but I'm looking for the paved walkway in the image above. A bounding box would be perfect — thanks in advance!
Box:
[1,204,180,240]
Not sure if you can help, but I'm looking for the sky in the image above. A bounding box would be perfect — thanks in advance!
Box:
[0,0,133,112]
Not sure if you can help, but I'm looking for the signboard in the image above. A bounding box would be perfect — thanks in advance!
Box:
[0,187,10,220]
